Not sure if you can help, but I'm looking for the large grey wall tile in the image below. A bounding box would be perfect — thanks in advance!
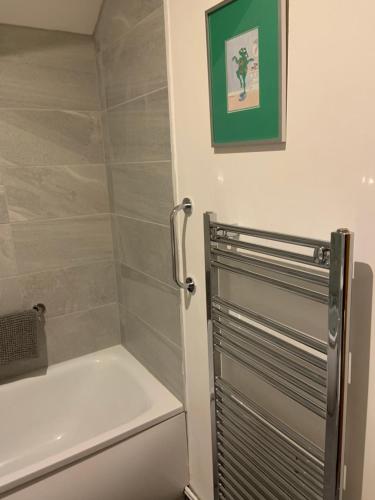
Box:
[0,276,23,315]
[121,308,183,400]
[47,303,120,364]
[100,7,167,108]
[3,165,110,222]
[114,216,173,285]
[0,25,99,111]
[118,264,181,347]
[111,162,173,224]
[0,110,103,167]
[95,0,183,398]
[0,24,96,67]
[13,215,113,274]
[0,186,9,223]
[95,0,162,52]
[0,23,119,366]
[0,224,17,277]
[105,88,171,163]
[19,261,117,319]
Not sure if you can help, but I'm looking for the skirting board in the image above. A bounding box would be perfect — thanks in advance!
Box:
[184,486,200,500]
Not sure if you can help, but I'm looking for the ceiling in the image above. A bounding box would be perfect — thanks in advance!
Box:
[0,0,104,35]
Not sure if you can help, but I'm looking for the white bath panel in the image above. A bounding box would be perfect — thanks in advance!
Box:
[2,413,188,500]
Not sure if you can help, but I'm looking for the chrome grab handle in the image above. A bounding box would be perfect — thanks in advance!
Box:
[170,198,195,293]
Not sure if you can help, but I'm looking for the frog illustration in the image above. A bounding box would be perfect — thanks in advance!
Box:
[232,47,254,101]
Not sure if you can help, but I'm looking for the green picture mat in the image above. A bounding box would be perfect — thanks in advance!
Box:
[207,0,281,145]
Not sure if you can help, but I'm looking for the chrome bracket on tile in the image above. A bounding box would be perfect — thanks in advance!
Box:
[33,303,46,322]
[33,303,46,315]
[170,198,195,294]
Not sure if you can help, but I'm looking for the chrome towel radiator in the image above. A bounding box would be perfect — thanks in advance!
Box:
[204,213,353,500]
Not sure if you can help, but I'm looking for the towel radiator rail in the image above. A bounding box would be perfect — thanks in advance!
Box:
[204,213,353,500]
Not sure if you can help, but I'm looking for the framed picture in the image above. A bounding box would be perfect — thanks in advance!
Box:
[206,0,287,146]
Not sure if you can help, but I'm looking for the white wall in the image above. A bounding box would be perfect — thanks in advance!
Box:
[165,0,375,498]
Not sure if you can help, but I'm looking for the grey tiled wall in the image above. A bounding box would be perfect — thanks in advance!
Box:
[96,0,184,401]
[0,25,120,363]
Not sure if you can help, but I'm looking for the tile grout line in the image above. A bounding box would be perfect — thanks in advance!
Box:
[0,163,106,169]
[108,159,172,166]
[9,212,113,225]
[118,264,178,292]
[94,30,120,326]
[47,301,118,321]
[104,85,168,113]
[0,258,116,281]
[114,212,170,229]
[93,20,107,114]
[115,260,178,293]
[0,180,11,226]
[0,107,101,113]
[93,0,106,42]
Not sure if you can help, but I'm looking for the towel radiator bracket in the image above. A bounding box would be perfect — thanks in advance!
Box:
[314,246,331,266]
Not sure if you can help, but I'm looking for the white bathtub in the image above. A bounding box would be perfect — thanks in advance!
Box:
[0,346,188,500]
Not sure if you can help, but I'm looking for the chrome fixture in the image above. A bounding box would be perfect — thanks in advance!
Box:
[33,303,46,316]
[170,198,195,293]
[204,213,353,500]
